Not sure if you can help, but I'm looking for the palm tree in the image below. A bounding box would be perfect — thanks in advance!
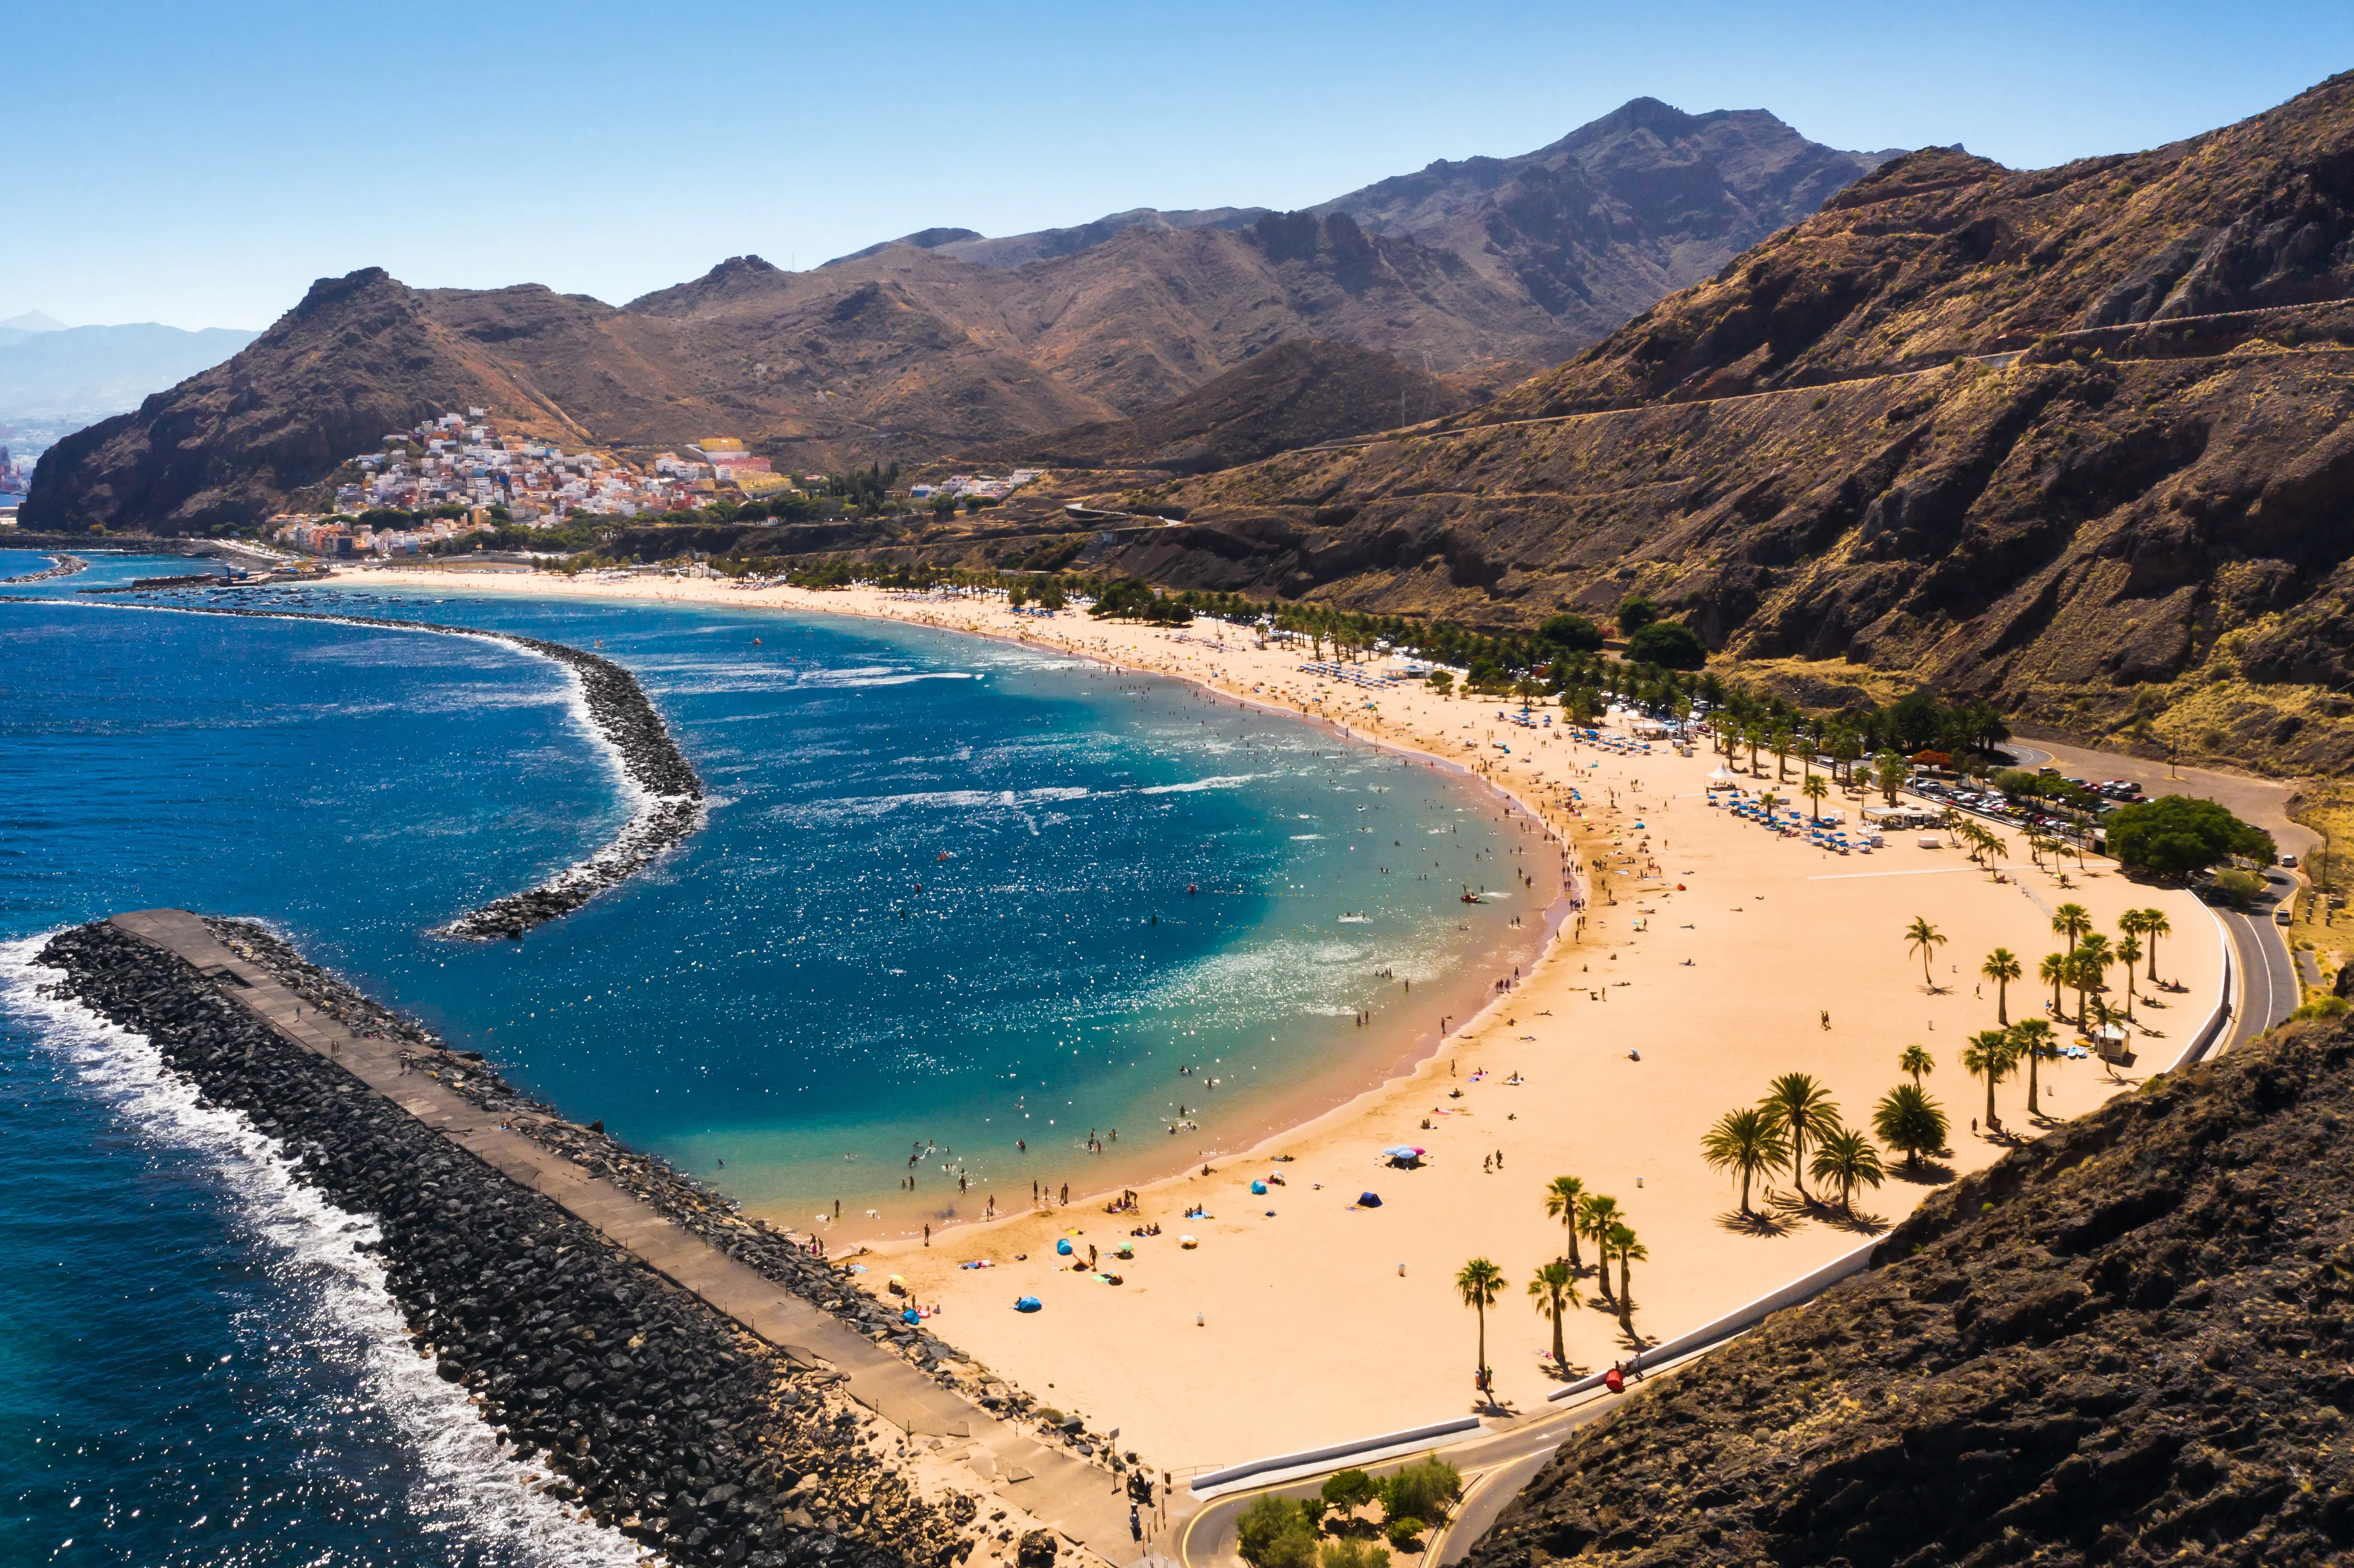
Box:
[1700,1107,1789,1216]
[1542,1175,1586,1272]
[1809,1127,1886,1217]
[1759,791,1782,820]
[2040,951,2069,1018]
[2051,902,2092,953]
[1527,1261,1576,1368]
[1905,916,1948,989]
[1575,1194,1622,1299]
[2009,1019,2060,1118]
[1759,1072,1842,1202]
[2075,934,2112,1022]
[1605,1224,1646,1328]
[2138,908,2171,982]
[1898,1044,1935,1086]
[1801,773,1830,822]
[2115,933,2142,1020]
[1872,1084,1950,1174]
[1961,1028,2021,1131]
[1981,948,2022,1025]
[1771,728,1793,782]
[1455,1258,1506,1397]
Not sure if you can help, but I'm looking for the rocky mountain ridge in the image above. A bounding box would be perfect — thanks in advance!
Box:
[25,99,1889,533]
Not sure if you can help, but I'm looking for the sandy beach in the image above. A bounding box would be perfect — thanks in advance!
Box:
[342,563,2229,1472]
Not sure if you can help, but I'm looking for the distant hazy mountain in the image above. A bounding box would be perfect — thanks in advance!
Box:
[0,309,70,348]
[0,322,258,420]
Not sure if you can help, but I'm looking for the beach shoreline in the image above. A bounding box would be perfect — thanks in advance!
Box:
[325,563,2227,1469]
[321,565,1584,1235]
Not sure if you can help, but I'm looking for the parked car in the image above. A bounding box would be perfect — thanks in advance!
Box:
[2282,854,2299,869]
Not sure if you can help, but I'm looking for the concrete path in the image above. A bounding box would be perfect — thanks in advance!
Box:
[108,910,1168,1565]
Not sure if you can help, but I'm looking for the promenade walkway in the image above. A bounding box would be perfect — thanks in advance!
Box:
[109,909,1167,1567]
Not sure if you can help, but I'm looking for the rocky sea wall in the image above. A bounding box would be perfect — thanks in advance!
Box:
[33,918,973,1568]
[95,603,704,941]
[1,551,87,582]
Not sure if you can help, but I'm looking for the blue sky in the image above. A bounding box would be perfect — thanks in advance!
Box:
[13,0,2351,330]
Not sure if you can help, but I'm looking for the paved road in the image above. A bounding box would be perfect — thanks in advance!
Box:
[1177,1380,1662,1568]
[2002,738,2316,863]
[2220,869,2303,1052]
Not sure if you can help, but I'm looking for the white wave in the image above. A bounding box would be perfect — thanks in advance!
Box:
[775,784,1093,825]
[0,935,642,1566]
[1137,773,1264,795]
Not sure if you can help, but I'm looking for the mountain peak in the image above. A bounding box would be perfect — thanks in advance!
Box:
[0,309,67,333]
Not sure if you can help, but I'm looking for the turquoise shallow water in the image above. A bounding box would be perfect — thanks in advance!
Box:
[0,550,1534,1562]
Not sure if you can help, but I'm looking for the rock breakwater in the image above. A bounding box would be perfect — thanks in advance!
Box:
[34,918,971,1568]
[2,551,87,582]
[98,603,702,940]
[200,918,1135,1480]
[1466,1017,2354,1567]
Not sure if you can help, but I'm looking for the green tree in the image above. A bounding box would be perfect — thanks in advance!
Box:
[1905,916,1948,989]
[1539,612,1603,653]
[1455,1258,1506,1397]
[2136,908,2171,980]
[1321,1468,1380,1516]
[1961,1028,2021,1131]
[1801,772,1830,821]
[2051,902,2092,953]
[1700,1106,1789,1216]
[1809,1126,1886,1217]
[2107,794,2275,876]
[1542,1175,1586,1272]
[1615,594,1661,634]
[2040,950,2069,1018]
[1527,1260,1577,1367]
[1623,621,1706,670]
[1428,670,1455,698]
[1575,1194,1622,1298]
[1898,1044,1935,1085]
[1981,947,2022,1025]
[1872,1084,1949,1173]
[1318,1539,1392,1568]
[1606,1224,1647,1327]
[1381,1458,1460,1528]
[2009,1019,2060,1118]
[1759,1072,1842,1202]
[1874,750,1908,806]
[2114,932,2142,1020]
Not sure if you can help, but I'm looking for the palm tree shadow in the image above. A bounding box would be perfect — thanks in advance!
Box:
[1765,1189,1825,1224]
[1893,1159,1955,1186]
[1821,1204,1889,1235]
[1716,1206,1794,1236]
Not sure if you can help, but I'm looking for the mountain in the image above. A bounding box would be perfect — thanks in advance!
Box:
[960,339,1469,475]
[1461,1014,2354,1567]
[0,323,258,419]
[1318,97,1899,340]
[1067,71,2354,774]
[0,310,68,332]
[26,98,1893,534]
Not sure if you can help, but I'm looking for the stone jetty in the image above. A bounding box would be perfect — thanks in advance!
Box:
[34,912,1165,1568]
[1,550,87,582]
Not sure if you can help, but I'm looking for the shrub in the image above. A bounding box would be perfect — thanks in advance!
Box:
[1615,594,1661,634]
[1380,1458,1460,1526]
[1382,1518,1425,1552]
[2208,867,2266,908]
[1238,1496,1320,1568]
[2108,794,2274,877]
[1623,621,1708,670]
[1320,1539,1392,1568]
[2292,996,2350,1020]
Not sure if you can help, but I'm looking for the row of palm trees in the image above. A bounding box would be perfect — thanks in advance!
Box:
[1702,1069,1954,1218]
[1451,1178,1656,1389]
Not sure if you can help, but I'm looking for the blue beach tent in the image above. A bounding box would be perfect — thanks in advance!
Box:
[1014,1296,1042,1313]
[1055,1238,1074,1256]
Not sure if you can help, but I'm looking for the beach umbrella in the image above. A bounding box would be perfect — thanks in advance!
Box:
[1015,1296,1043,1312]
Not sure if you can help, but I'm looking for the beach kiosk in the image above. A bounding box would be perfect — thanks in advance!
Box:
[2095,1023,2134,1067]
[1706,764,1742,792]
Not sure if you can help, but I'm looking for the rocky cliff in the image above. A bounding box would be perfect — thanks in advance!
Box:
[1461,1014,2354,1566]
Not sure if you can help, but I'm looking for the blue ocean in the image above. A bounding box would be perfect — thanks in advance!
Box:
[0,550,1533,1564]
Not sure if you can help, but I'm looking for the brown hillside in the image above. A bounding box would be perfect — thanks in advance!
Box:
[1057,74,2354,775]
[1478,73,2354,420]
[961,339,1466,474]
[1461,1016,2354,1567]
